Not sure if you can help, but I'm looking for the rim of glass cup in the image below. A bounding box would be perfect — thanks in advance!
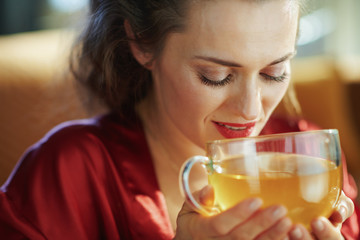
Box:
[207,129,339,145]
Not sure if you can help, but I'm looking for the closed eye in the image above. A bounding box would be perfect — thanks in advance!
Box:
[260,72,288,82]
[199,74,233,87]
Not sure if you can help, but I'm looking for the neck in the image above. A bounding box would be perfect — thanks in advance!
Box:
[136,94,205,170]
[136,95,207,230]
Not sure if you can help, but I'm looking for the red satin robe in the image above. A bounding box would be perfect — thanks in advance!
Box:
[0,113,358,239]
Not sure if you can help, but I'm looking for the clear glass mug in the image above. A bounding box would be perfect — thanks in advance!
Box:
[180,129,343,228]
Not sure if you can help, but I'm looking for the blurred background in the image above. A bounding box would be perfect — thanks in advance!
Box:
[0,0,88,35]
[0,0,359,202]
[1,0,360,56]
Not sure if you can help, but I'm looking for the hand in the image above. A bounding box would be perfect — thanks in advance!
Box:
[174,186,293,240]
[288,191,354,240]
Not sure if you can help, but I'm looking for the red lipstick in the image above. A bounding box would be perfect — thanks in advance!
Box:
[213,121,256,138]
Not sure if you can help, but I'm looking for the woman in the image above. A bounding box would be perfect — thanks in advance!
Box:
[0,0,358,239]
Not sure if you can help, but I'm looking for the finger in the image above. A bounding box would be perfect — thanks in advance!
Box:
[288,224,313,240]
[329,191,354,225]
[255,217,293,240]
[199,185,215,207]
[329,206,347,227]
[178,185,215,218]
[200,198,263,236]
[229,205,288,239]
[311,217,343,240]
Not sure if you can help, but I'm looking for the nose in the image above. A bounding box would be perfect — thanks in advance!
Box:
[231,76,261,121]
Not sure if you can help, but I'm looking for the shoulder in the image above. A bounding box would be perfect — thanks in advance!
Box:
[4,113,145,190]
[26,117,107,167]
[3,117,105,189]
[34,112,144,156]
[41,117,101,145]
[0,114,142,238]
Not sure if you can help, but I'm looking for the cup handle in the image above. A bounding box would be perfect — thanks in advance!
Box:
[179,155,214,216]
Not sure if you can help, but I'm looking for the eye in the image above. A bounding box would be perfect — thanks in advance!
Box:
[199,74,233,87]
[260,72,288,83]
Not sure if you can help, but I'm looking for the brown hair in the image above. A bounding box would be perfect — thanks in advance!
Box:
[70,0,190,115]
[70,0,306,116]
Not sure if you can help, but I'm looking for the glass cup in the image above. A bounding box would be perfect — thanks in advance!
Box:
[180,129,342,228]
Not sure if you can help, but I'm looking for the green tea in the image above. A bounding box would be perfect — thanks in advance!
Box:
[208,153,342,227]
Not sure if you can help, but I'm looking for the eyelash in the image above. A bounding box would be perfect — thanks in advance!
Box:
[199,74,233,87]
[260,72,288,82]
[200,72,288,87]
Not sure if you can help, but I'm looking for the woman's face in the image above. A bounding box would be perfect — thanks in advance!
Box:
[148,0,299,148]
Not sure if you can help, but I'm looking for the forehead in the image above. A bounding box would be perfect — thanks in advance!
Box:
[174,0,299,65]
[192,0,298,31]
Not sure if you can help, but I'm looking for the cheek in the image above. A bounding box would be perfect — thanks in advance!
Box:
[261,81,290,112]
[156,66,227,146]
[158,64,216,124]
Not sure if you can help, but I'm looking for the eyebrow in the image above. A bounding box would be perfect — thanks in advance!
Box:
[268,52,296,66]
[193,51,296,68]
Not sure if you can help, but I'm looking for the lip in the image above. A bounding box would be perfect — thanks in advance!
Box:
[212,121,256,138]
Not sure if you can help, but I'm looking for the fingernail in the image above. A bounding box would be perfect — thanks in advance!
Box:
[290,227,303,239]
[272,206,287,219]
[339,206,347,220]
[313,219,325,232]
[276,217,292,232]
[199,185,214,206]
[249,198,263,211]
